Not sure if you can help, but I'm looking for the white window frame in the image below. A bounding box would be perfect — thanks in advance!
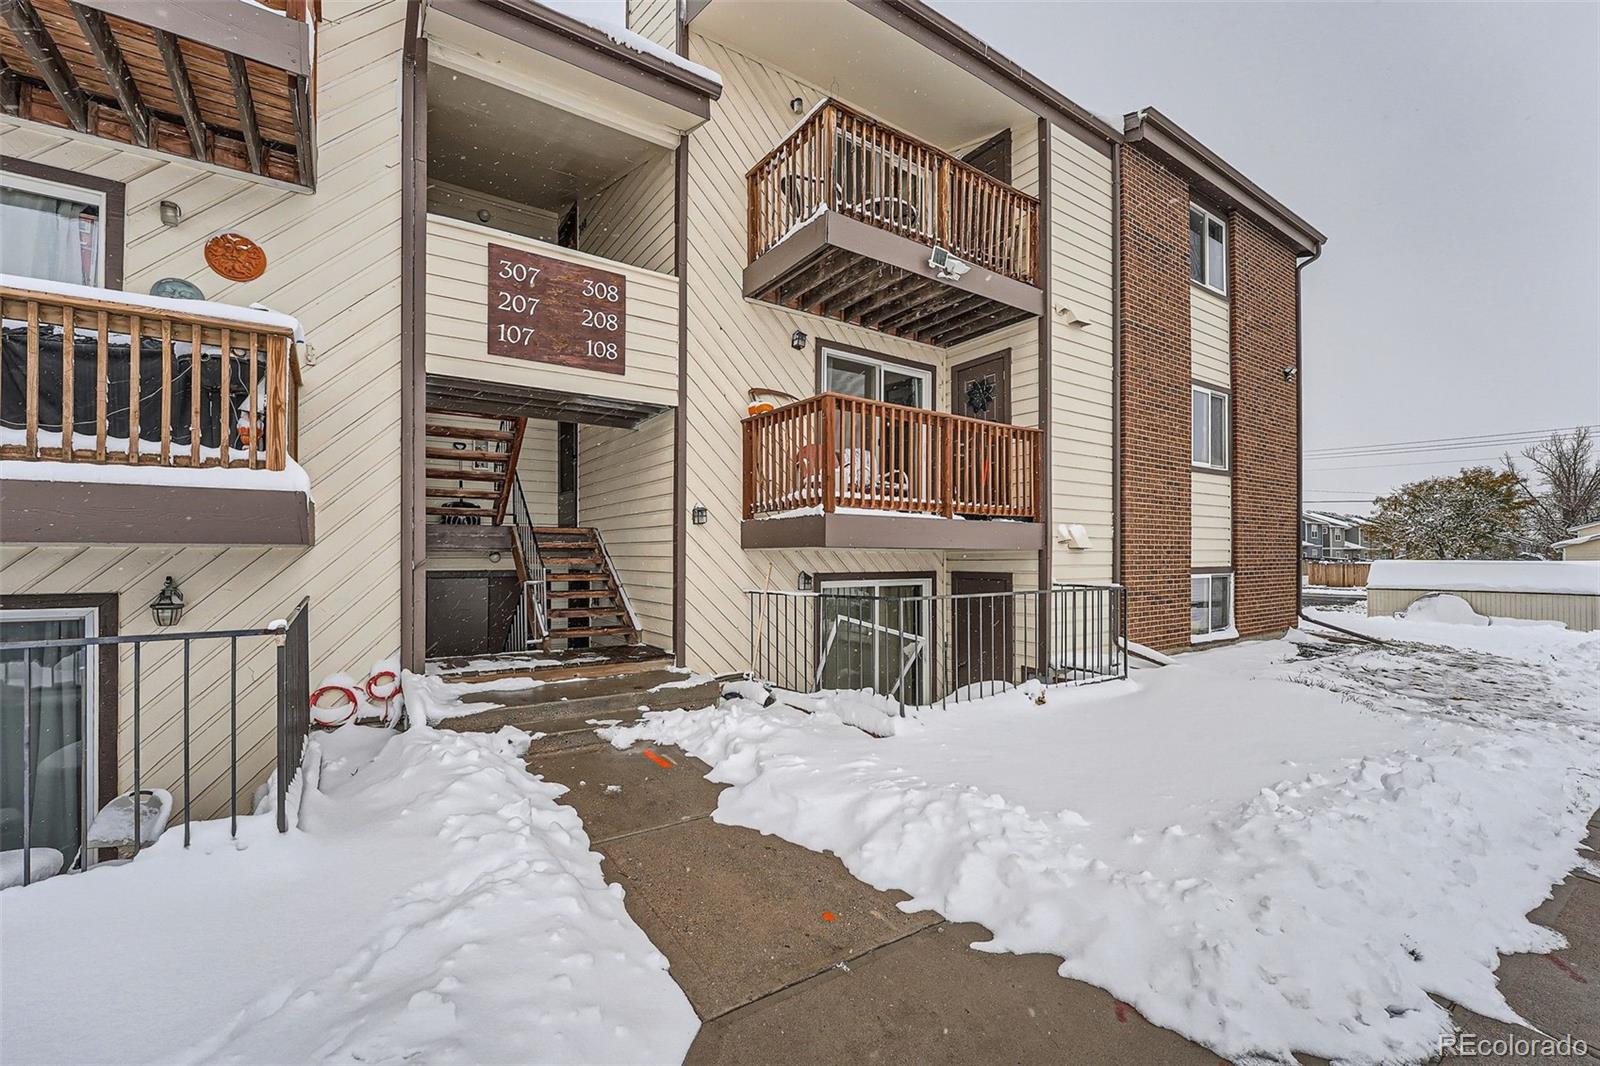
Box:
[820,345,934,410]
[1191,383,1230,471]
[0,171,108,287]
[1189,203,1227,295]
[0,606,100,868]
[1189,572,1235,643]
[818,576,932,699]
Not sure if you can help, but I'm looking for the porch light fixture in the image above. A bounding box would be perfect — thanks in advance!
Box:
[798,572,814,591]
[1283,366,1298,381]
[149,577,185,628]
[789,97,805,114]
[159,200,182,226]
[790,329,807,350]
[692,504,709,525]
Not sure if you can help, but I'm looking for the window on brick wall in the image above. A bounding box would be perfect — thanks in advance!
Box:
[1190,572,1233,640]
[1189,204,1226,294]
[1191,384,1229,470]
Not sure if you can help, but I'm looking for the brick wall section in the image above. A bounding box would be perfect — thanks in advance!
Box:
[1228,210,1300,637]
[1117,146,1192,651]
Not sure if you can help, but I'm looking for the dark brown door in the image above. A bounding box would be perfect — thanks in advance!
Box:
[952,571,1013,691]
[426,571,520,658]
[961,130,1012,185]
[952,351,1009,422]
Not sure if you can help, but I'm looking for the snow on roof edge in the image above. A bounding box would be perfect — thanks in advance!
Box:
[1,274,302,334]
[1368,559,1600,596]
[531,0,722,88]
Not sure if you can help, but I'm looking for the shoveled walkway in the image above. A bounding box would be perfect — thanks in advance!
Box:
[522,721,1600,1064]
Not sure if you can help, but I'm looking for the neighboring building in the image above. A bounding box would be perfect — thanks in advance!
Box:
[1553,520,1600,561]
[1301,511,1377,561]
[0,0,1321,863]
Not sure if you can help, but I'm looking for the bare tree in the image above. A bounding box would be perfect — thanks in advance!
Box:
[1503,427,1600,557]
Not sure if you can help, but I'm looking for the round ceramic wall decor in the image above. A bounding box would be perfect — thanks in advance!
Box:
[150,277,205,300]
[204,233,267,282]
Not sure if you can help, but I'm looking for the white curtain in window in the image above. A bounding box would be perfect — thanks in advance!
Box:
[0,187,97,285]
[1,618,90,868]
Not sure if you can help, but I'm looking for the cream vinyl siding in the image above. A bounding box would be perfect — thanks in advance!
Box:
[681,32,963,675]
[580,150,676,275]
[626,0,679,50]
[1048,126,1115,587]
[1563,539,1600,562]
[425,214,679,407]
[579,413,675,648]
[1191,284,1232,568]
[0,0,406,817]
[517,419,562,525]
[1369,589,1600,632]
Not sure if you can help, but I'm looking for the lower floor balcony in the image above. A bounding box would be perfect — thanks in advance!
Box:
[0,276,311,546]
[741,392,1043,551]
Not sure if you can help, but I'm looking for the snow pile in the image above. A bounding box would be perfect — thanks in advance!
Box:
[605,635,1599,1065]
[0,725,698,1065]
[400,667,542,725]
[1401,592,1490,626]
[1369,558,1600,596]
[536,0,721,85]
[0,449,312,495]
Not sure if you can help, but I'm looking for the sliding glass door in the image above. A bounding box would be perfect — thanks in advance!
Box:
[1,609,97,873]
[817,578,930,703]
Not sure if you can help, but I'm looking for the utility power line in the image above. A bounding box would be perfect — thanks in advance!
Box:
[1305,424,1597,459]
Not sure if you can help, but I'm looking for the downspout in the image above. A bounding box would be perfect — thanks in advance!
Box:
[1293,245,1382,645]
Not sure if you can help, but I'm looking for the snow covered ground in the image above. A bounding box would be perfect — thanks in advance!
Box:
[607,620,1600,1065]
[0,725,697,1065]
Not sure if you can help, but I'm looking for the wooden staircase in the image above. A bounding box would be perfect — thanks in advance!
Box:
[529,527,641,651]
[425,409,527,524]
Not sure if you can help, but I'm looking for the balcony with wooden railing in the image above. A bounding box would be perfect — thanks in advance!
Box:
[744,100,1043,348]
[741,393,1044,551]
[0,278,312,546]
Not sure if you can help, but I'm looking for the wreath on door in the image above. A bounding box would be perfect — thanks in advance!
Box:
[965,378,996,416]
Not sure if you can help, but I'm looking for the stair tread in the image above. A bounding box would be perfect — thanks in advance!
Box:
[425,423,513,442]
[426,487,501,500]
[426,448,510,463]
[553,624,638,637]
[425,467,505,482]
[547,606,625,618]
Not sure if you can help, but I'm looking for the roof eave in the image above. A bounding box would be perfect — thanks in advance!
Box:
[1124,107,1325,257]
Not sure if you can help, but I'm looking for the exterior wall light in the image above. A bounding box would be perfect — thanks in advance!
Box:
[159,200,182,226]
[790,329,807,350]
[149,576,185,627]
[1283,366,1298,381]
[790,97,805,114]
[798,572,814,591]
[691,504,709,525]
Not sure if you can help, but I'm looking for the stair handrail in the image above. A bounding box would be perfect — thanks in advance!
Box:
[592,527,640,636]
[509,475,549,640]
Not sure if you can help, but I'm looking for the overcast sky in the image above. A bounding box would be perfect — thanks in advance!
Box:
[582,0,1600,513]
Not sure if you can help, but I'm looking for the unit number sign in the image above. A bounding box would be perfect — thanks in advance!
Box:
[487,244,626,375]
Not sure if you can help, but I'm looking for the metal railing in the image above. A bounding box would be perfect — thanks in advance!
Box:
[1,597,310,888]
[505,475,548,652]
[745,583,1126,716]
[748,99,1040,283]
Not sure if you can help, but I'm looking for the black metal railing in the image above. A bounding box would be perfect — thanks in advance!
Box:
[1,597,310,888]
[744,583,1126,715]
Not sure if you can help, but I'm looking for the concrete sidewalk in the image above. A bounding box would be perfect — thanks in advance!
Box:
[526,727,1600,1064]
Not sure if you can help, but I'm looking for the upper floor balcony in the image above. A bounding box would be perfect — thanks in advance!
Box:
[741,391,1043,551]
[0,275,311,545]
[0,0,316,187]
[744,100,1043,347]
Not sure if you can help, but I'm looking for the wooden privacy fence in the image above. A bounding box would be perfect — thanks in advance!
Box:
[748,100,1039,284]
[0,282,299,471]
[742,392,1042,520]
[1303,561,1371,587]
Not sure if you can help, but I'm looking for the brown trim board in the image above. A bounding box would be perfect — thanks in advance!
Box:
[0,479,314,545]
[76,0,311,75]
[743,513,1044,552]
[401,1,428,670]
[672,131,688,665]
[0,592,119,815]
[0,157,125,290]
[1035,115,1052,661]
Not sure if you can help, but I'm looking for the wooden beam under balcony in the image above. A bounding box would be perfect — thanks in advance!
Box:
[0,0,87,130]
[68,0,150,146]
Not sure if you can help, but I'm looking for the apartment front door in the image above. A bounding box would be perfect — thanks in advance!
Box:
[951,351,1009,422]
[951,571,1013,691]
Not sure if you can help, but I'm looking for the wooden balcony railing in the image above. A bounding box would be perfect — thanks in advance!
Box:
[742,393,1042,521]
[1,281,299,473]
[748,100,1040,285]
